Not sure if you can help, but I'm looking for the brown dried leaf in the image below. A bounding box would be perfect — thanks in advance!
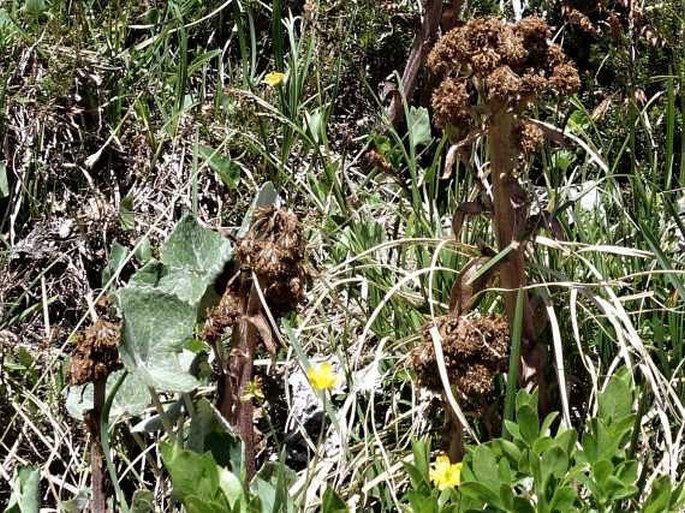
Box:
[245,313,277,357]
[449,256,499,315]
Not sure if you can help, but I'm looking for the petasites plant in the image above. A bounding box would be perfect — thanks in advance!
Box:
[424,16,581,450]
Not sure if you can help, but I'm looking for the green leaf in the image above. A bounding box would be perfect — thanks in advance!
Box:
[237,182,279,238]
[188,398,243,470]
[0,162,9,198]
[4,466,39,513]
[184,496,228,513]
[549,486,577,512]
[218,467,245,509]
[120,194,135,231]
[321,486,348,513]
[118,287,199,392]
[407,106,431,149]
[130,489,155,513]
[160,442,221,503]
[459,481,502,507]
[128,260,165,287]
[102,242,129,287]
[517,404,540,445]
[130,400,184,434]
[615,460,638,487]
[599,372,633,423]
[491,439,522,466]
[540,446,569,485]
[592,459,614,486]
[512,497,535,513]
[470,445,501,497]
[504,420,522,441]
[540,412,559,435]
[24,0,46,17]
[156,268,214,305]
[554,429,577,457]
[251,461,297,513]
[405,491,438,513]
[197,145,241,189]
[304,107,326,145]
[642,476,672,513]
[409,439,431,489]
[134,236,153,264]
[64,370,150,421]
[160,214,232,282]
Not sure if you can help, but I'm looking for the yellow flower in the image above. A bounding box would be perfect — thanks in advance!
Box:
[307,361,339,391]
[240,376,265,403]
[263,71,286,87]
[429,455,462,490]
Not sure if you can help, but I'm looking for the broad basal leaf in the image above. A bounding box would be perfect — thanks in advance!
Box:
[158,215,233,305]
[64,370,150,421]
[119,287,199,392]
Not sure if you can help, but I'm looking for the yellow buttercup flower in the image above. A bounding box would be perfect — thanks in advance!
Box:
[307,361,339,391]
[429,455,462,490]
[263,71,286,87]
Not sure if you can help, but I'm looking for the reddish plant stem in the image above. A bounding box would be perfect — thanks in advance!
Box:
[85,378,107,513]
[488,112,549,410]
[387,0,443,126]
[488,112,533,338]
[218,280,261,483]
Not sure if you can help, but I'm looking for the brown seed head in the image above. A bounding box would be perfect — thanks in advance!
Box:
[410,314,509,414]
[235,206,306,317]
[70,319,122,385]
[431,78,472,128]
[429,16,580,125]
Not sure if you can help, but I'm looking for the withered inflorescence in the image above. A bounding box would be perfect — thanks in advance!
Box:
[411,314,509,414]
[428,16,580,142]
[203,206,306,344]
[70,319,122,385]
[235,206,306,317]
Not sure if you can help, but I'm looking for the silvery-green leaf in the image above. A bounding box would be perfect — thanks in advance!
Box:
[160,214,232,280]
[64,370,150,421]
[237,182,279,238]
[119,287,199,392]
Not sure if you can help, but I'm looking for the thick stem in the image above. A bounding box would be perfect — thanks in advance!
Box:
[445,405,464,462]
[489,112,548,409]
[387,0,443,126]
[86,378,107,513]
[489,112,529,331]
[222,283,261,483]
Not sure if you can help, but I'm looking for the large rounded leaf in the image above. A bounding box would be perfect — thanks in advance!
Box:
[118,287,199,392]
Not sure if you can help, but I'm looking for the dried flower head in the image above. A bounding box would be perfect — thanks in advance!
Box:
[431,78,472,128]
[202,289,243,343]
[428,16,580,125]
[411,314,509,414]
[235,206,306,317]
[518,120,545,156]
[70,319,122,385]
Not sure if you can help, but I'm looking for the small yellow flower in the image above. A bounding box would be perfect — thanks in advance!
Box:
[307,361,339,391]
[263,71,286,87]
[429,455,463,490]
[240,376,265,403]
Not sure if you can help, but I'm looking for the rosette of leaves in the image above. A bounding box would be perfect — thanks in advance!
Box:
[428,16,579,407]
